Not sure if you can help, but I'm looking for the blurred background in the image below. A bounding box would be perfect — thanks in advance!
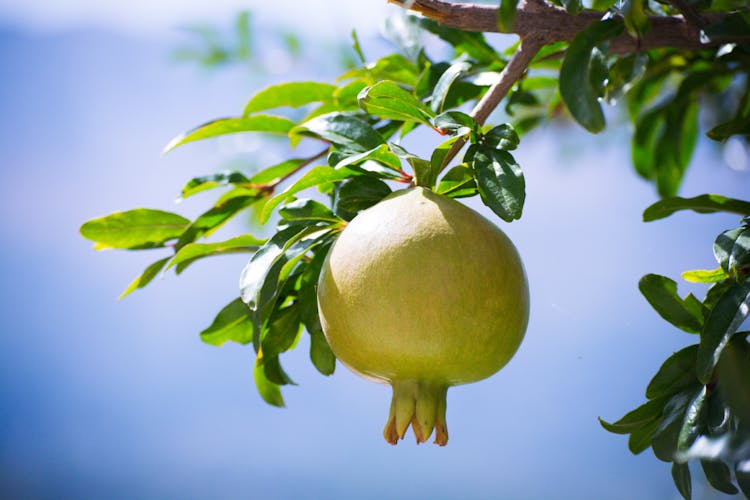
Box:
[0,0,748,498]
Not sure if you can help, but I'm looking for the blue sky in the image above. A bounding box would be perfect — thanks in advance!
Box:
[0,2,748,498]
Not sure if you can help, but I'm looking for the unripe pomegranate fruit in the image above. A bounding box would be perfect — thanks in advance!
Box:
[317,187,529,445]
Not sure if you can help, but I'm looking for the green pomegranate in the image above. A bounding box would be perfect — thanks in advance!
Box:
[317,187,529,445]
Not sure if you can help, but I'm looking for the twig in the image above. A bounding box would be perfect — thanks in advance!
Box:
[665,0,708,29]
[388,0,730,54]
[439,36,546,172]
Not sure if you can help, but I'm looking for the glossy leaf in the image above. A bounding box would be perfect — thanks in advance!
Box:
[290,112,385,152]
[358,81,434,125]
[261,303,302,358]
[599,397,668,434]
[200,298,254,346]
[559,18,624,133]
[682,268,727,284]
[81,209,190,250]
[701,460,739,495]
[646,345,699,400]
[677,386,707,451]
[714,227,743,274]
[263,355,295,386]
[431,61,470,113]
[339,53,421,87]
[254,351,285,407]
[697,280,750,383]
[119,257,170,300]
[248,158,306,185]
[436,165,478,199]
[638,274,704,334]
[432,111,476,136]
[180,171,250,199]
[470,146,525,222]
[643,194,750,222]
[176,194,262,249]
[483,124,520,151]
[309,330,336,376]
[671,462,692,500]
[334,176,392,220]
[652,390,695,462]
[164,115,295,153]
[261,166,358,223]
[628,418,660,454]
[332,144,403,177]
[389,143,435,188]
[243,81,336,115]
[168,234,264,274]
[278,199,341,225]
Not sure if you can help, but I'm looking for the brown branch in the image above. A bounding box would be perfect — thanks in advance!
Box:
[388,0,732,54]
[665,0,708,29]
[439,36,546,171]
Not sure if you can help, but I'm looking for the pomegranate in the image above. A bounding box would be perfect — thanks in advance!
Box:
[317,187,529,445]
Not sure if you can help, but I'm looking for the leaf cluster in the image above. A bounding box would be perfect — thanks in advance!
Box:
[600,196,750,499]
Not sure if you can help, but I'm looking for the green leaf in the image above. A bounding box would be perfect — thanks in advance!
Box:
[628,417,660,454]
[261,303,302,358]
[200,298,254,346]
[334,176,392,220]
[243,82,337,115]
[248,158,307,185]
[632,105,666,180]
[700,460,739,495]
[677,386,707,451]
[340,54,421,87]
[164,115,295,153]
[621,0,649,38]
[254,351,285,407]
[646,345,699,400]
[309,330,336,376]
[671,462,692,500]
[358,81,435,126]
[432,111,476,136]
[718,228,750,276]
[697,280,750,384]
[119,257,171,299]
[638,274,704,334]
[682,268,727,284]
[262,166,358,223]
[652,389,695,462]
[643,194,750,222]
[431,61,470,113]
[278,199,341,225]
[498,0,519,32]
[263,355,295,386]
[81,209,190,250]
[599,397,668,434]
[559,18,624,133]
[483,124,520,151]
[176,194,262,250]
[290,112,385,152]
[430,135,463,172]
[470,146,525,222]
[168,234,264,274]
[180,171,250,199]
[389,143,436,188]
[332,144,404,178]
[436,165,478,199]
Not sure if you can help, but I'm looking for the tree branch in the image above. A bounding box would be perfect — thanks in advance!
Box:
[388,0,731,54]
[665,0,708,29]
[439,36,546,171]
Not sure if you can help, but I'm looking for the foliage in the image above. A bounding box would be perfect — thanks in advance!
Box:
[600,196,750,498]
[81,3,750,497]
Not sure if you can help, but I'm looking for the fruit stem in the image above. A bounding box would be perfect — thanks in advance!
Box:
[383,381,449,446]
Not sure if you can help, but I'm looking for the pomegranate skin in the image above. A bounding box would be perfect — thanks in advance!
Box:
[317,187,529,444]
